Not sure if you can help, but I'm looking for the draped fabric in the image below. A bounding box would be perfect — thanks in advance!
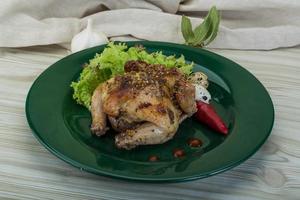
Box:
[1,0,300,49]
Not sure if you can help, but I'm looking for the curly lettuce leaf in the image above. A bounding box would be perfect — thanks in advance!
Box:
[71,67,111,109]
[71,42,194,109]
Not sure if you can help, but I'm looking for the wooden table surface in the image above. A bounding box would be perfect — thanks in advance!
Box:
[0,45,299,200]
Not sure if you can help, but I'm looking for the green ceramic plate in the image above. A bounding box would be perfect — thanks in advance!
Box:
[26,41,274,182]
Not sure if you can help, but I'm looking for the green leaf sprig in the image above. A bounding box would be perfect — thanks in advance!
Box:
[181,6,220,47]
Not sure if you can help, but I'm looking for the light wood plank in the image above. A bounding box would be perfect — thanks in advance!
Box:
[0,45,299,200]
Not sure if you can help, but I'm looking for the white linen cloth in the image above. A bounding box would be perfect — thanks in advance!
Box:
[0,0,300,50]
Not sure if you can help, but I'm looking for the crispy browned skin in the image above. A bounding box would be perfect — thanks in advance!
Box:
[90,60,196,149]
[90,84,108,136]
[124,61,197,115]
[115,114,188,149]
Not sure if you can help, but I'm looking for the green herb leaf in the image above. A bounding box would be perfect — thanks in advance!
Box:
[180,6,220,47]
[181,15,194,43]
[192,10,214,46]
[204,7,221,45]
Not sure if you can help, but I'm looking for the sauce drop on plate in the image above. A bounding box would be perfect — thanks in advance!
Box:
[148,155,159,161]
[188,138,202,147]
[173,149,185,158]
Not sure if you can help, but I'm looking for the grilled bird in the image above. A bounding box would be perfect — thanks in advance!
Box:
[91,61,197,149]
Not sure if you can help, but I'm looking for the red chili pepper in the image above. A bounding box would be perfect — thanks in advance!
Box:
[195,101,228,135]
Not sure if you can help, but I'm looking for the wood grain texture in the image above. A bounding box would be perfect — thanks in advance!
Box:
[0,45,299,200]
